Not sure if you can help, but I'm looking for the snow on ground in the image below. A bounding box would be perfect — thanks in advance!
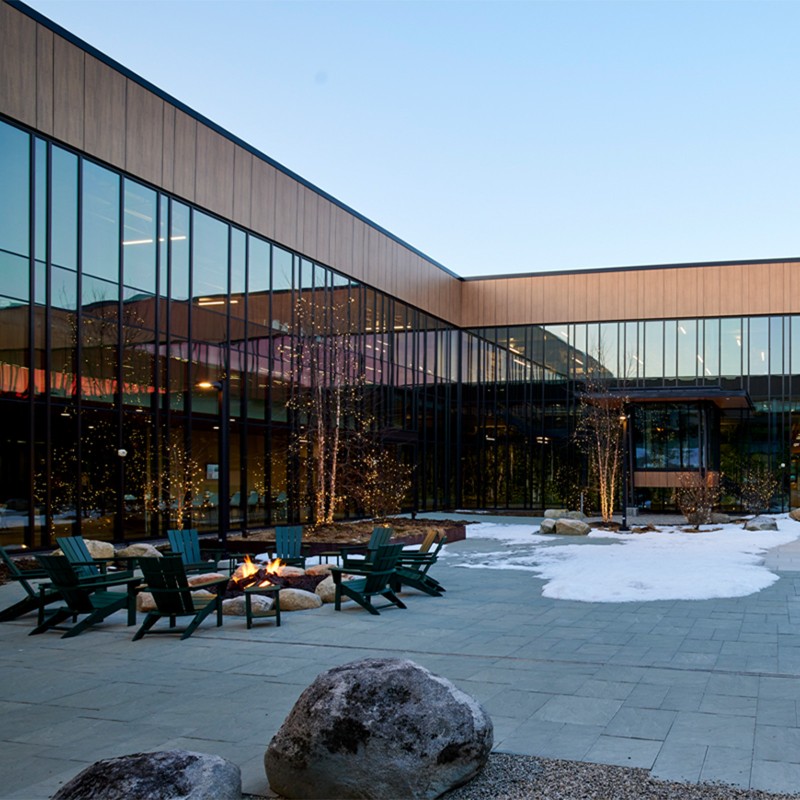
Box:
[445,517,800,603]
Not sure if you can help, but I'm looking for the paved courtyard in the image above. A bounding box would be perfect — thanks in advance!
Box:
[3,520,800,798]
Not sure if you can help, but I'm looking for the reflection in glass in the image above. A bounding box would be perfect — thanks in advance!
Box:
[677,319,697,381]
[0,121,30,258]
[123,179,156,291]
[749,316,768,377]
[170,201,190,301]
[0,252,29,302]
[192,210,228,304]
[83,162,120,283]
[720,317,742,378]
[51,147,78,270]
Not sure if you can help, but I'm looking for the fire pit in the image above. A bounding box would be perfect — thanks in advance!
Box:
[224,556,327,599]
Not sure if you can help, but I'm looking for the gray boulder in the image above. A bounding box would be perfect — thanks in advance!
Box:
[544,508,568,519]
[555,518,591,536]
[710,512,731,524]
[265,657,493,800]
[565,510,587,521]
[539,518,557,534]
[745,515,778,531]
[52,750,241,800]
[116,542,162,559]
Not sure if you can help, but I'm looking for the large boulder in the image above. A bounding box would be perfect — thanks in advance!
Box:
[543,508,568,519]
[790,508,800,523]
[710,512,731,524]
[52,750,241,800]
[565,510,587,521]
[555,518,591,536]
[265,657,493,800]
[745,515,778,531]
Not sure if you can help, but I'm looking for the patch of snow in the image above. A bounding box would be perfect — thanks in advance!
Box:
[451,515,800,602]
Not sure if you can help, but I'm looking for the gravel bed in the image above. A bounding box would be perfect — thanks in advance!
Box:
[249,752,800,799]
[440,754,800,800]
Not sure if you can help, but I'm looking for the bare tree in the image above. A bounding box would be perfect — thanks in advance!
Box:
[144,432,204,531]
[739,463,778,524]
[284,296,365,526]
[575,376,626,525]
[673,470,721,530]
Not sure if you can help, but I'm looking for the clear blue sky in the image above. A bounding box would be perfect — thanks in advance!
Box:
[25,0,800,277]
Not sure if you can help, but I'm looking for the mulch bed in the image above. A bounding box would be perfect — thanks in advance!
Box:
[230,518,471,548]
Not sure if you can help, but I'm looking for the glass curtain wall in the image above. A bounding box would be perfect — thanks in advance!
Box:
[464,316,798,512]
[0,117,453,547]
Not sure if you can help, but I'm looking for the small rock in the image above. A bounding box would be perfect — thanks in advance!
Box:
[276,565,305,577]
[279,588,323,610]
[315,575,336,603]
[745,515,778,531]
[305,563,333,576]
[555,518,591,536]
[539,519,557,534]
[116,542,162,559]
[52,749,241,800]
[187,572,227,587]
[223,595,273,616]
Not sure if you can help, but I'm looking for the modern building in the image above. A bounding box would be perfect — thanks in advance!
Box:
[2,0,800,548]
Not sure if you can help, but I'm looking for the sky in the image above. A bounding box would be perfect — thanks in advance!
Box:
[24,0,800,277]
[445,518,800,602]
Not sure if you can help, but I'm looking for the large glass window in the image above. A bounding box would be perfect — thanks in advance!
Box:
[123,179,156,292]
[51,147,78,270]
[82,162,120,283]
[192,210,228,303]
[634,404,700,470]
[0,121,30,258]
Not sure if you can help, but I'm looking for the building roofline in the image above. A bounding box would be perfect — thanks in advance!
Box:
[6,0,463,281]
[462,256,800,281]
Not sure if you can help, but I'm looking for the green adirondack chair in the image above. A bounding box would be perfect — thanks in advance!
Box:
[391,535,447,596]
[166,529,223,574]
[272,525,306,567]
[56,535,131,580]
[30,555,138,638]
[340,526,393,569]
[0,546,62,623]
[331,543,407,615]
[133,556,227,640]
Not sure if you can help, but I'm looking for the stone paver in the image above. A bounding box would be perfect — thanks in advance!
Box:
[1,516,800,797]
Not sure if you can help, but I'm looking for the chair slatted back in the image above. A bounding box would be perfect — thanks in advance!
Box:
[36,555,96,613]
[167,529,202,565]
[138,556,197,616]
[274,525,303,560]
[56,536,102,579]
[362,543,404,594]
[417,530,438,554]
[368,526,393,553]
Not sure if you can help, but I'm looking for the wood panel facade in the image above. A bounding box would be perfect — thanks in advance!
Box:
[461,260,800,328]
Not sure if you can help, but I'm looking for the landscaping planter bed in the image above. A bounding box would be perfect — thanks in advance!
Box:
[226,520,467,556]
